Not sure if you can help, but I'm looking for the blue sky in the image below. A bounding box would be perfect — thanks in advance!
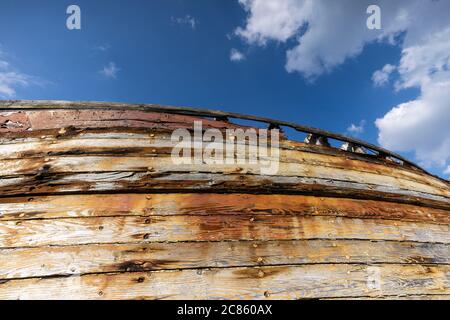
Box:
[1,0,449,177]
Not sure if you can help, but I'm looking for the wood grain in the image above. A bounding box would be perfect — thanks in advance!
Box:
[0,264,448,299]
[0,133,445,192]
[0,104,449,300]
[1,193,449,224]
[1,172,448,210]
[1,155,447,198]
[1,240,449,280]
[1,215,449,248]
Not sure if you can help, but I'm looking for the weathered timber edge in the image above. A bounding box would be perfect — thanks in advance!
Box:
[0,99,433,176]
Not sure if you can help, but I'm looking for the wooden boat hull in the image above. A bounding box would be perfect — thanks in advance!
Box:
[0,101,449,300]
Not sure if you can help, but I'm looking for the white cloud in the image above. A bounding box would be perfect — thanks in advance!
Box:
[346,120,366,136]
[99,62,119,79]
[445,165,450,176]
[93,44,110,52]
[230,48,246,62]
[235,0,311,45]
[0,51,32,98]
[235,0,450,175]
[236,0,384,78]
[376,81,450,168]
[375,25,450,169]
[395,27,450,90]
[171,15,197,30]
[235,0,450,78]
[372,64,396,87]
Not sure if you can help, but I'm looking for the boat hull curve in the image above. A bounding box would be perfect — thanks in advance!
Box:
[0,101,449,300]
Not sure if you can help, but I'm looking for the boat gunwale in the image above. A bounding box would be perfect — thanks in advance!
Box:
[0,99,437,180]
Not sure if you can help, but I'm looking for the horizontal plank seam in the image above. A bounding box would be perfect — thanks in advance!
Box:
[0,153,437,189]
[1,212,448,226]
[2,237,449,251]
[2,169,447,197]
[1,262,449,283]
[0,135,429,177]
[0,176,450,210]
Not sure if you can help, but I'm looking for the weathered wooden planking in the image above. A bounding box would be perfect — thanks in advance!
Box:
[0,264,448,299]
[1,121,447,202]
[0,100,434,172]
[1,240,449,280]
[1,149,448,199]
[1,215,449,248]
[0,109,251,134]
[0,133,446,193]
[0,128,430,181]
[0,194,449,224]
[1,172,448,210]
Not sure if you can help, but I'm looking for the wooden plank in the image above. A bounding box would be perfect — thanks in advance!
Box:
[0,129,429,181]
[0,264,448,299]
[1,240,449,280]
[0,172,448,210]
[1,215,449,248]
[1,194,449,225]
[0,109,250,134]
[1,155,448,199]
[0,133,443,190]
[0,100,431,171]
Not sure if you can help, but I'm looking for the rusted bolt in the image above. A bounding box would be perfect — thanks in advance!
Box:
[98,291,103,296]
[264,291,270,298]
[150,134,155,137]
[145,195,151,200]
[144,219,151,224]
[253,243,258,248]
[258,270,265,278]
[257,257,263,263]
[249,217,255,222]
